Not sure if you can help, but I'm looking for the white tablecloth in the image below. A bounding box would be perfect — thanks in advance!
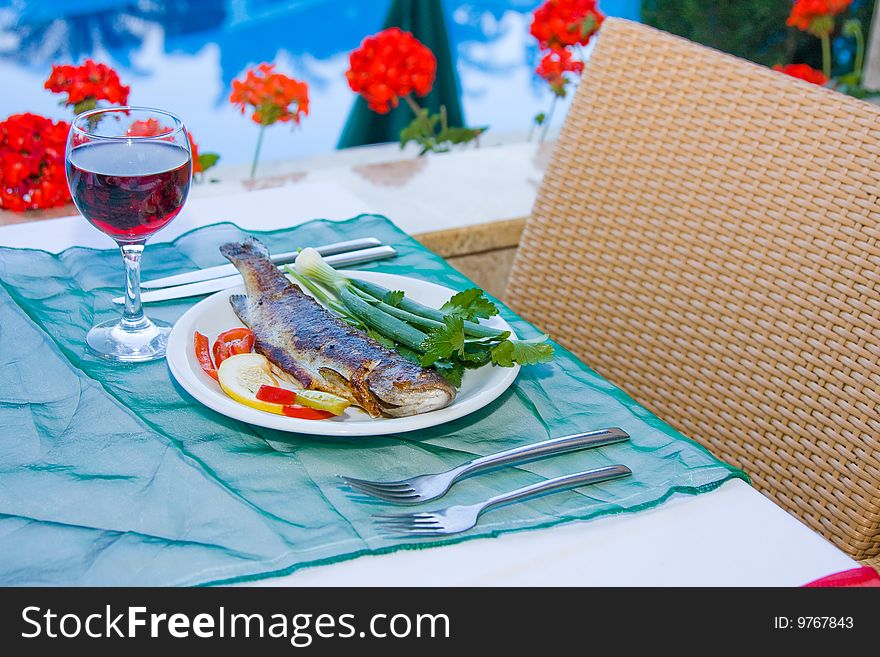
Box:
[0,182,857,586]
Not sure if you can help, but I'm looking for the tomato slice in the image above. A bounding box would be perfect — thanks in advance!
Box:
[194,331,218,380]
[256,385,298,405]
[282,405,334,420]
[212,327,255,366]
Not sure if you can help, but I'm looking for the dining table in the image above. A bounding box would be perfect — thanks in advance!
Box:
[0,181,858,587]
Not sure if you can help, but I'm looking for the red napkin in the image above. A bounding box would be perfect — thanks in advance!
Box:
[803,566,880,587]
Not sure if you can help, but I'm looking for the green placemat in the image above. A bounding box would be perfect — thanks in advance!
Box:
[0,215,747,586]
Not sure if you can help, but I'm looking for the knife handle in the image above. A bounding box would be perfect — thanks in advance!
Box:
[268,237,384,267]
[115,245,398,304]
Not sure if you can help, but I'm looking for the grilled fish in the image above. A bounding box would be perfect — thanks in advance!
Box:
[219,237,456,417]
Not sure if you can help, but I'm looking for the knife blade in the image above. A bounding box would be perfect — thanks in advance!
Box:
[141,236,382,289]
[113,244,398,305]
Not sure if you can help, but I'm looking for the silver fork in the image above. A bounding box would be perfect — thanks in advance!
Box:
[374,465,633,536]
[339,427,629,504]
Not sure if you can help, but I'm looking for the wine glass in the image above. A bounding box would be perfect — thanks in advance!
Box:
[66,107,193,362]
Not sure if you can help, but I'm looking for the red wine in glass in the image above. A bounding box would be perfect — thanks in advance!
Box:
[66,107,193,363]
[67,141,191,242]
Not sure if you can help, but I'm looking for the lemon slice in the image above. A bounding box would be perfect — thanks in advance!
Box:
[295,390,350,415]
[217,353,284,414]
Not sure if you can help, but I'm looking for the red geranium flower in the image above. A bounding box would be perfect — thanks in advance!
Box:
[126,118,169,137]
[536,48,584,97]
[229,63,309,126]
[346,27,437,114]
[786,0,852,35]
[44,59,130,114]
[773,63,829,85]
[127,119,205,173]
[530,0,605,51]
[0,113,71,212]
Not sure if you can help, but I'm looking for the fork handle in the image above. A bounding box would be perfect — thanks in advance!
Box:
[459,428,630,478]
[481,465,632,513]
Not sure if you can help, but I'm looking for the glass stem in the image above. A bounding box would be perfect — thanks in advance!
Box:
[120,243,148,330]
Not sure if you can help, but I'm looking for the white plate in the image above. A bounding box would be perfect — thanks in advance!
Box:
[166,270,520,436]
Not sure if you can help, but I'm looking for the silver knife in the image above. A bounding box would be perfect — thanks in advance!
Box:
[142,237,382,289]
[113,245,397,304]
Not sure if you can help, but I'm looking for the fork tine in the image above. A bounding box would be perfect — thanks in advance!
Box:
[343,481,421,501]
[343,480,417,496]
[377,527,446,536]
[373,512,435,520]
[339,477,416,495]
[374,519,440,527]
[339,475,413,491]
[373,517,442,530]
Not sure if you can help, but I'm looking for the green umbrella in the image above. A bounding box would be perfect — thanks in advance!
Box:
[337,0,466,148]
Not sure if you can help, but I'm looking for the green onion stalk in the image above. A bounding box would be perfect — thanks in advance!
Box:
[294,248,429,351]
[348,279,505,339]
[284,265,350,318]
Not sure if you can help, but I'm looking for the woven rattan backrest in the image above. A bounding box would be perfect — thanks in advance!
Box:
[507,18,880,566]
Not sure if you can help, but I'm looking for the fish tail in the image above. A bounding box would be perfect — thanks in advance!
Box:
[219,236,270,261]
[220,237,289,295]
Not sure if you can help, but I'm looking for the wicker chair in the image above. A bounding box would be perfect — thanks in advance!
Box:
[507,18,880,567]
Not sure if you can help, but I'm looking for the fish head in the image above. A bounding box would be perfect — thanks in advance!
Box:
[366,361,456,417]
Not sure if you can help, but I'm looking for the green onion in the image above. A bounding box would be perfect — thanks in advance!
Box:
[294,247,349,289]
[283,265,350,318]
[336,286,428,351]
[349,278,504,339]
[366,298,445,331]
[295,248,429,351]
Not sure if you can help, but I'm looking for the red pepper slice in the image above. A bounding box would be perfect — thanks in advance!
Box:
[282,405,334,420]
[212,327,255,366]
[212,339,231,366]
[194,331,218,381]
[256,385,298,405]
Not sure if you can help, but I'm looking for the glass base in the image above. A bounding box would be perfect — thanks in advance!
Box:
[86,316,172,363]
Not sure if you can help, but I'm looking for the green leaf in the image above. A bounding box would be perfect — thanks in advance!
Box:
[490,335,555,367]
[461,331,509,367]
[400,109,440,151]
[533,112,546,126]
[460,343,492,367]
[438,125,487,145]
[399,109,486,155]
[72,97,97,115]
[419,315,466,366]
[432,359,464,388]
[198,152,220,172]
[466,331,510,345]
[580,14,597,39]
[366,328,397,350]
[382,290,405,307]
[837,72,861,86]
[808,15,834,38]
[395,344,423,365]
[440,288,499,321]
